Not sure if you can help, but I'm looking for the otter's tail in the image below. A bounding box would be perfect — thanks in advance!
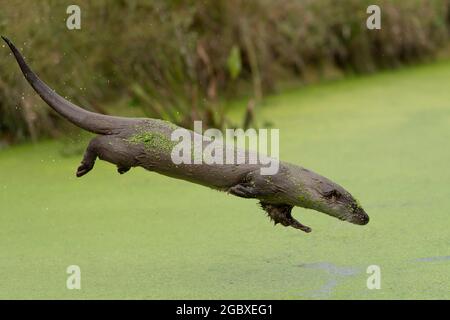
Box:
[2,36,133,135]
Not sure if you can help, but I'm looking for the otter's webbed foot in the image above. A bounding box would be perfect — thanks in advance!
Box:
[76,150,96,177]
[76,138,99,178]
[259,201,312,233]
[76,162,94,177]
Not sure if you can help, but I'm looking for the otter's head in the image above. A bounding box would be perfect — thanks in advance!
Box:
[310,184,369,225]
[288,166,369,226]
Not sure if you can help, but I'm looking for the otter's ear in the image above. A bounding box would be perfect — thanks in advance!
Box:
[323,186,342,199]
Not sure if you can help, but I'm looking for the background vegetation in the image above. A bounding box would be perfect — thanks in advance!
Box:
[1,0,449,143]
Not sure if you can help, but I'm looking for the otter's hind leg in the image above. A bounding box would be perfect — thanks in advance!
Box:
[77,135,135,177]
[76,137,101,177]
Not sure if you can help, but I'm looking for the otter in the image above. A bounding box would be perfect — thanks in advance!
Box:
[2,36,369,233]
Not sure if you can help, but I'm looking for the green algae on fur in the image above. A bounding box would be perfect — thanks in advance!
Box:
[297,193,317,208]
[127,132,176,152]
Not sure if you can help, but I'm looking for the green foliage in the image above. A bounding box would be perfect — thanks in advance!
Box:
[227,45,242,80]
[1,0,450,143]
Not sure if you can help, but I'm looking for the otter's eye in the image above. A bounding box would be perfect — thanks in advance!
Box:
[323,189,341,200]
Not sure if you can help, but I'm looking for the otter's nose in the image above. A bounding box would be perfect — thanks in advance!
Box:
[352,212,369,225]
